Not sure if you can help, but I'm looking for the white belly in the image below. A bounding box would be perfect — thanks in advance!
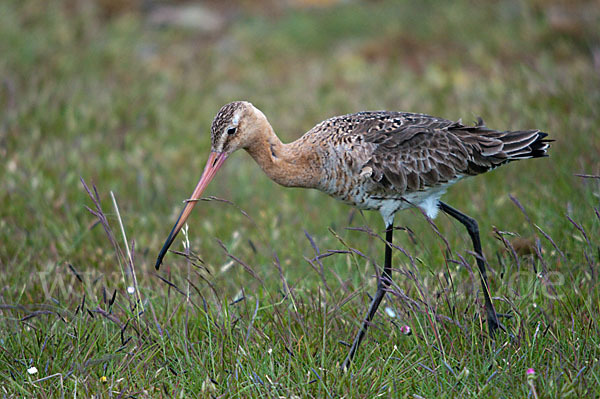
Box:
[349,179,461,227]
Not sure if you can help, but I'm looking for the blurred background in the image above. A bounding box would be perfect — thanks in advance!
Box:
[1,0,599,396]
[1,0,598,276]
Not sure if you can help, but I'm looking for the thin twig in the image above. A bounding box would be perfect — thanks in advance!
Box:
[574,173,600,179]
[110,191,144,313]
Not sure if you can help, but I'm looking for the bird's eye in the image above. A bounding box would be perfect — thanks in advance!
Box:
[227,127,237,135]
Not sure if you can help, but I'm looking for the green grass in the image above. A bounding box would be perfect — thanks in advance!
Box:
[1,0,599,396]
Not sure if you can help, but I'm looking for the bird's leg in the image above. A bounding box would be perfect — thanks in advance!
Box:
[341,224,393,371]
[438,201,503,335]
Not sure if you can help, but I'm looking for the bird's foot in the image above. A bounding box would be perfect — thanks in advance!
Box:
[486,310,513,339]
[486,305,506,334]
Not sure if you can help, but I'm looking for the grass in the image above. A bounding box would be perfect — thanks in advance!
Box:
[1,0,599,396]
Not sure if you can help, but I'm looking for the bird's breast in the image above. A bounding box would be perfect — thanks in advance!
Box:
[316,143,380,208]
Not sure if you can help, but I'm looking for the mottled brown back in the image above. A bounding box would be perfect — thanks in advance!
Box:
[307,111,550,194]
[363,115,550,193]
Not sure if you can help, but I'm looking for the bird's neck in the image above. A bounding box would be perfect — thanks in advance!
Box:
[244,123,320,188]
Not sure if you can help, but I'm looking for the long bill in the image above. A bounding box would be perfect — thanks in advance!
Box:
[155,151,228,269]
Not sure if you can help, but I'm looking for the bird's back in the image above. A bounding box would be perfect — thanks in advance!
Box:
[297,111,550,212]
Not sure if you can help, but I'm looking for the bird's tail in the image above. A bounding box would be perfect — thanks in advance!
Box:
[475,117,552,160]
[451,118,552,174]
[497,128,551,160]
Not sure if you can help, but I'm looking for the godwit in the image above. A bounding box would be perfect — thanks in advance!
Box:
[155,101,550,369]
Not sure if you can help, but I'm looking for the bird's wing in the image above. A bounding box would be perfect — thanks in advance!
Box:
[360,115,547,193]
[363,124,470,193]
[306,112,464,192]
[307,111,548,194]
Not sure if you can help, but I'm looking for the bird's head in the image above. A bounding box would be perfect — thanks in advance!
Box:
[209,100,268,154]
[155,101,265,269]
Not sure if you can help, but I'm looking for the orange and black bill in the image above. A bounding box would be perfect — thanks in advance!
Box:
[155,151,228,269]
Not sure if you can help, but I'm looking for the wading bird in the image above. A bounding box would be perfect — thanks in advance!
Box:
[155,101,550,370]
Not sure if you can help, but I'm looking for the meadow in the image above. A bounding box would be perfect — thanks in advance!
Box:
[1,0,599,397]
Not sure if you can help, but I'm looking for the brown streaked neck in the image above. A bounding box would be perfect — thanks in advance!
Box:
[244,120,320,189]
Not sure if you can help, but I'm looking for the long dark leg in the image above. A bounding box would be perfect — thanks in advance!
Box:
[342,224,394,371]
[438,201,502,334]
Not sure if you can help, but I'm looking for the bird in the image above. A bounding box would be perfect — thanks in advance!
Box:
[155,100,551,370]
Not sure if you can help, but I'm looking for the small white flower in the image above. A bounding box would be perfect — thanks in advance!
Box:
[27,366,38,375]
[127,286,135,294]
[385,307,396,318]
